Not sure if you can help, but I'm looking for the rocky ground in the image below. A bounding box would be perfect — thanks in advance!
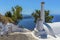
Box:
[0,32,38,40]
[0,32,60,40]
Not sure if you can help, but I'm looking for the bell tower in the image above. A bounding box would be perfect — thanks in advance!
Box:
[34,1,47,38]
[40,2,45,23]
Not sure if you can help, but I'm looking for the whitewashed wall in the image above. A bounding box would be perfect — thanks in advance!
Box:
[44,22,60,35]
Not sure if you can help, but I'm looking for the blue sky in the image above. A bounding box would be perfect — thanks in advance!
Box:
[0,0,60,15]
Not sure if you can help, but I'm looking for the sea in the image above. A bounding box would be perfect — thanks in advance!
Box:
[18,15,60,30]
